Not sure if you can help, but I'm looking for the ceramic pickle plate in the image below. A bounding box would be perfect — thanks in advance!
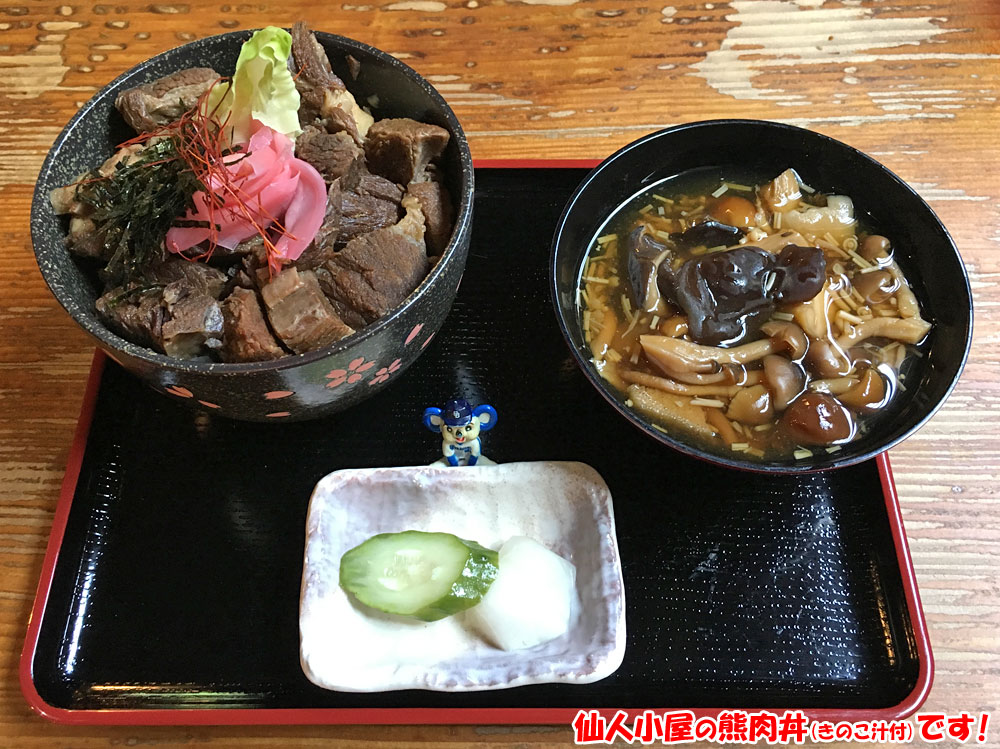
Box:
[300,462,625,692]
[21,164,931,725]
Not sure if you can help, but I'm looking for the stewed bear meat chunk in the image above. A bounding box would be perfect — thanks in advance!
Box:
[295,126,362,183]
[220,287,286,362]
[115,67,220,133]
[364,118,450,185]
[260,267,355,353]
[318,195,429,329]
[406,180,453,254]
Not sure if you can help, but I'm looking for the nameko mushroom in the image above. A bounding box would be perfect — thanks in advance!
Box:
[639,320,809,385]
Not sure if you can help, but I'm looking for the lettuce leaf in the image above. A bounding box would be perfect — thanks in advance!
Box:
[207,26,300,145]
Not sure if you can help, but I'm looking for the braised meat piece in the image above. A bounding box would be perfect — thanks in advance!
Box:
[53,142,154,260]
[218,265,256,301]
[97,142,148,177]
[364,118,450,185]
[406,180,453,254]
[321,90,373,144]
[49,182,81,215]
[346,54,361,80]
[289,21,338,125]
[290,22,373,141]
[96,286,166,350]
[295,126,362,183]
[238,237,271,288]
[151,261,226,358]
[196,232,266,263]
[156,259,227,298]
[293,185,341,270]
[159,290,224,359]
[220,287,285,362]
[65,217,105,258]
[115,67,219,132]
[336,160,404,244]
[260,267,354,353]
[96,259,227,358]
[319,195,429,329]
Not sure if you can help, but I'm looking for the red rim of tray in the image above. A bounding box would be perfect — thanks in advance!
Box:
[20,160,933,726]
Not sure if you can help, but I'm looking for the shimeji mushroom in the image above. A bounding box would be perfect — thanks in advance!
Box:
[805,338,853,378]
[839,366,890,411]
[708,195,758,229]
[859,234,892,262]
[626,384,717,440]
[620,368,763,398]
[851,269,899,305]
[639,320,809,384]
[856,234,924,319]
[885,263,923,319]
[759,168,803,214]
[658,315,689,338]
[762,354,806,411]
[725,384,774,425]
[780,391,855,445]
[781,194,857,244]
[836,316,931,349]
[749,230,809,254]
[791,281,834,341]
[807,376,861,395]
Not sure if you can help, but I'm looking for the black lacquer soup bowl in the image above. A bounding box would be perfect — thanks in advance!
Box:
[551,120,972,473]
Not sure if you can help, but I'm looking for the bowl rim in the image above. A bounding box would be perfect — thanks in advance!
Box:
[549,118,974,474]
[31,28,474,374]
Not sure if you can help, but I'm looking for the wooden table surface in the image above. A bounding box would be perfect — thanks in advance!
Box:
[1,0,997,746]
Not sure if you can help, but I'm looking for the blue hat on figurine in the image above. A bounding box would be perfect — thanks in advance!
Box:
[442,399,473,427]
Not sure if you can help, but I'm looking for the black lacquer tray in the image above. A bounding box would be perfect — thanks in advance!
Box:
[22,165,931,725]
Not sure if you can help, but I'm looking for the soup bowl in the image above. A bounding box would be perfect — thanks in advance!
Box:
[31,29,473,422]
[550,120,972,472]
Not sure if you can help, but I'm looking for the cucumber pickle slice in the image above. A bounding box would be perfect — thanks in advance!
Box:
[339,531,499,622]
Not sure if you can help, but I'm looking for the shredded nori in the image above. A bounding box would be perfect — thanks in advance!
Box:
[74,137,205,286]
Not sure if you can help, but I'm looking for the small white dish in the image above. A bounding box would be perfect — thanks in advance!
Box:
[299,461,625,692]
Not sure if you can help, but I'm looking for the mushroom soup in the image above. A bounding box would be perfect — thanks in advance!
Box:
[577,168,931,461]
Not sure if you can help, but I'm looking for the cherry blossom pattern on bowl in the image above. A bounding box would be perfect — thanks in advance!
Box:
[326,357,377,389]
[369,359,402,386]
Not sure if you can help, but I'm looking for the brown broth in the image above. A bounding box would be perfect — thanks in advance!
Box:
[577,169,931,461]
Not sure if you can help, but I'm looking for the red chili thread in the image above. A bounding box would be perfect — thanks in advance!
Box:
[113,78,296,276]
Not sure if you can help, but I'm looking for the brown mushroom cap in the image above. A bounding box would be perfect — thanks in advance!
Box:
[709,195,757,229]
[851,269,899,305]
[848,346,877,370]
[780,392,855,445]
[805,338,853,378]
[839,367,889,411]
[760,320,808,360]
[859,234,891,262]
[659,315,689,338]
[762,354,806,411]
[726,384,774,426]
